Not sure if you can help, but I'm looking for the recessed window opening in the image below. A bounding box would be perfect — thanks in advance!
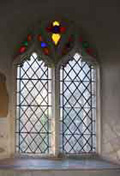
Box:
[15,52,96,155]
[60,53,96,154]
[15,19,98,156]
[16,52,52,154]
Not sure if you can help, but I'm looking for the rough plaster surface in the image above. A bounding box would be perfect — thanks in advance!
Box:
[0,119,8,158]
[101,63,120,164]
[0,72,9,117]
[0,169,120,176]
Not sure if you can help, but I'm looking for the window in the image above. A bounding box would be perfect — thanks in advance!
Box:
[16,53,52,154]
[60,53,96,154]
[14,20,98,156]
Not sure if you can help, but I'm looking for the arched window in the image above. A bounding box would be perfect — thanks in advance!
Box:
[16,53,52,154]
[60,53,96,154]
[14,20,99,156]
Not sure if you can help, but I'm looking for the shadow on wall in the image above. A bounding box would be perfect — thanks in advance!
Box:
[0,72,9,117]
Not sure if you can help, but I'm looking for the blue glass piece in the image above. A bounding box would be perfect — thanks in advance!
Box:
[52,26,60,33]
[41,42,47,48]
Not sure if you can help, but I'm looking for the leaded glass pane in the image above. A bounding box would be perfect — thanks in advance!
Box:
[60,53,96,154]
[16,53,52,154]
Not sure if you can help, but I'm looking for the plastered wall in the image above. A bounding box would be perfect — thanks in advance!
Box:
[101,55,120,164]
[0,57,11,159]
[0,0,119,164]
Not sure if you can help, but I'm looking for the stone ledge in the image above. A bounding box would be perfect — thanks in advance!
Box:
[0,157,119,171]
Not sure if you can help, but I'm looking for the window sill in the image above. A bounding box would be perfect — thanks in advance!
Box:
[0,155,119,171]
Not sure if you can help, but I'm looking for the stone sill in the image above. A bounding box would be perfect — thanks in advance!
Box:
[0,155,119,171]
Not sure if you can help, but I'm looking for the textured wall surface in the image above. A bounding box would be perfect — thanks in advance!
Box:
[0,119,8,159]
[101,59,120,163]
[0,0,120,165]
[0,72,9,117]
[0,170,120,176]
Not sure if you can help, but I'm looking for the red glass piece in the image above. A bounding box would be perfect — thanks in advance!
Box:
[46,26,52,32]
[86,48,94,55]
[19,46,26,53]
[43,48,49,55]
[68,36,73,42]
[60,27,66,33]
[27,34,32,41]
[79,36,83,42]
[37,35,43,42]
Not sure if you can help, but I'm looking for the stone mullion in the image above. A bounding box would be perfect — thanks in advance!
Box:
[51,67,60,156]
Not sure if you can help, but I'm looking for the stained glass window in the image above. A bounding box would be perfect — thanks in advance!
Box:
[46,20,66,46]
[15,20,97,156]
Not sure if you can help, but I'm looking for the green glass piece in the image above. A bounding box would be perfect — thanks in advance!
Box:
[23,41,28,46]
[82,51,86,56]
[82,41,89,48]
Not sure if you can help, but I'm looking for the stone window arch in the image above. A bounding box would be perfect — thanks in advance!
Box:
[12,19,100,156]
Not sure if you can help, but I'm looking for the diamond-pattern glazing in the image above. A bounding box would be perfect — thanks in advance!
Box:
[60,53,96,154]
[16,53,52,154]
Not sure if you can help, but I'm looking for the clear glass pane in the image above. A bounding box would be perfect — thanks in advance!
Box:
[60,53,96,154]
[16,52,52,154]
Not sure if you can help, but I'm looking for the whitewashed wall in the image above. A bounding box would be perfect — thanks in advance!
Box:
[0,0,120,164]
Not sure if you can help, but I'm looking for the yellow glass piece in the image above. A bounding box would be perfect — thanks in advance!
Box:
[53,21,60,26]
[52,34,61,45]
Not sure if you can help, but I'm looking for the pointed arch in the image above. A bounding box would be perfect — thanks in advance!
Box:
[11,19,101,156]
[15,52,52,154]
[14,19,98,68]
[59,52,96,154]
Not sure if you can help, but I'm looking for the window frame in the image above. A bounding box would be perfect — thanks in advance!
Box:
[10,50,101,157]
